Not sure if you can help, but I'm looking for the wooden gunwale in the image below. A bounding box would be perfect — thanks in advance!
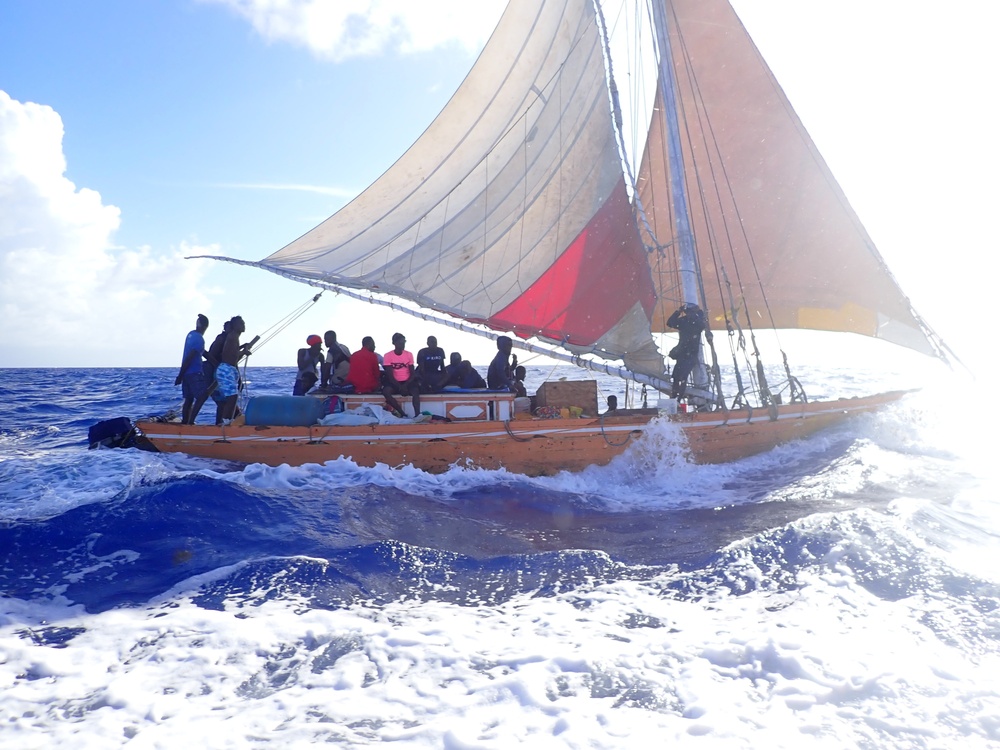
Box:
[134,390,911,475]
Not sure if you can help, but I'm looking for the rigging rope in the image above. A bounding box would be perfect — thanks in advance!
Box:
[249,292,324,355]
[233,291,324,413]
[660,3,804,409]
[594,0,661,253]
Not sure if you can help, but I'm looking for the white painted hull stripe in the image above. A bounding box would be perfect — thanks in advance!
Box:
[141,400,874,444]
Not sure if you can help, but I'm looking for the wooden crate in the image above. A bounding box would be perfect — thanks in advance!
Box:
[534,380,598,417]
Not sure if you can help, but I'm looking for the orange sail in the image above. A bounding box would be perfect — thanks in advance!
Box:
[637,0,944,359]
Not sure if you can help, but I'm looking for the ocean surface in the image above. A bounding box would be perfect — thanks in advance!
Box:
[1,363,997,748]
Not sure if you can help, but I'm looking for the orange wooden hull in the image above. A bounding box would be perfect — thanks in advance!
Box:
[135,390,910,475]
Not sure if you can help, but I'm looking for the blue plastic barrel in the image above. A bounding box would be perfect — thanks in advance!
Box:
[244,396,327,427]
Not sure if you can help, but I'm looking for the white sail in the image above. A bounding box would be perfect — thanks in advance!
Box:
[259,0,665,378]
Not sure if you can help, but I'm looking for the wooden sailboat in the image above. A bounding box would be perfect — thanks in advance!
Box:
[128,0,950,474]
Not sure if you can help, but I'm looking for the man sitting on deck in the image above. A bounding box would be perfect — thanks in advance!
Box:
[382,333,420,417]
[293,335,323,396]
[346,336,382,394]
[444,352,463,386]
[456,360,486,389]
[487,336,517,392]
[416,335,448,393]
[513,365,527,398]
[321,330,351,389]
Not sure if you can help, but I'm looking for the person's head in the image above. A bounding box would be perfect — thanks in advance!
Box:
[496,335,512,353]
[427,336,437,348]
[230,316,245,333]
[514,365,525,380]
[196,314,209,333]
[362,336,375,351]
[391,332,406,352]
[450,352,462,366]
[324,330,338,348]
[607,395,618,410]
[460,360,473,373]
[306,334,322,352]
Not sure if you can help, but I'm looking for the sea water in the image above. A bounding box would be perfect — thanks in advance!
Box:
[1,364,998,748]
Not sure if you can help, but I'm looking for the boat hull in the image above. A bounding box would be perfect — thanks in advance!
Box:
[679,390,910,464]
[133,390,910,475]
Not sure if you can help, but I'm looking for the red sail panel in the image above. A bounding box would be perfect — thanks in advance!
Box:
[637,0,937,356]
[491,180,656,346]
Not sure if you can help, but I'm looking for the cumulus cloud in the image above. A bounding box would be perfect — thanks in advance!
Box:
[0,91,213,367]
[201,0,505,61]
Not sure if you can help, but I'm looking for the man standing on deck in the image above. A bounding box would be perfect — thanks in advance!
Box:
[217,316,246,423]
[175,313,209,424]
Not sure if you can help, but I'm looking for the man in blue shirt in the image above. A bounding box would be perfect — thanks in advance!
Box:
[416,335,448,393]
[176,314,209,424]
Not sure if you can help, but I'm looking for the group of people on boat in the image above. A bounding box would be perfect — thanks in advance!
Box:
[292,330,525,418]
[176,301,703,425]
[176,315,528,424]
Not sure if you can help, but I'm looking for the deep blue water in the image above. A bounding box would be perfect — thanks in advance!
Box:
[2,366,998,746]
[1,366,912,613]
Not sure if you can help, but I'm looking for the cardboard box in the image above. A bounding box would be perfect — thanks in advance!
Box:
[534,380,598,417]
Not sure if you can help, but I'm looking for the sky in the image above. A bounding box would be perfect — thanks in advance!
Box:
[1,0,997,371]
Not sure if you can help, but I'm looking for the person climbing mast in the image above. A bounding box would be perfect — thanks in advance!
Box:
[666,302,706,400]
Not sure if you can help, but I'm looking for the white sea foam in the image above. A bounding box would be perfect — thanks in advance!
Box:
[0,449,177,523]
[2,526,999,748]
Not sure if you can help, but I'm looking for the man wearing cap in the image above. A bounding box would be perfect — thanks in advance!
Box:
[666,302,706,400]
[175,313,209,424]
[293,334,324,396]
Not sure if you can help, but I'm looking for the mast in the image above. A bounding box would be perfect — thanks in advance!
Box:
[648,0,711,400]
[649,0,699,306]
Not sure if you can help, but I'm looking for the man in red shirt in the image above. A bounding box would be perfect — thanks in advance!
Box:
[382,332,419,417]
[346,336,382,394]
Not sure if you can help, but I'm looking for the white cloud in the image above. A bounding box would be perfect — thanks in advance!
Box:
[214,182,358,198]
[0,91,214,367]
[201,0,505,61]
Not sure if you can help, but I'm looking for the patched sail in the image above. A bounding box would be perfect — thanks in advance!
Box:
[259,0,663,378]
[637,0,947,360]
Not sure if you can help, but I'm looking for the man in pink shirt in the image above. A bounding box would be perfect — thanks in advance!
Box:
[382,332,420,417]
